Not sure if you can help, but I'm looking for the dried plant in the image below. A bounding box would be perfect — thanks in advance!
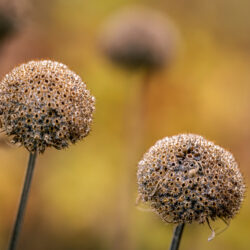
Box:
[137,134,245,249]
[0,60,95,153]
[99,7,179,249]
[0,60,95,250]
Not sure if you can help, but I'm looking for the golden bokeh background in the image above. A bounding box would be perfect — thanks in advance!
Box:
[0,0,249,249]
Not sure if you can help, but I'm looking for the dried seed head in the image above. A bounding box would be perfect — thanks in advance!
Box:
[137,134,245,224]
[0,60,95,153]
[100,7,178,70]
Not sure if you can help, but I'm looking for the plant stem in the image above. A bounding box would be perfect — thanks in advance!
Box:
[169,223,185,250]
[8,151,37,250]
[112,71,152,250]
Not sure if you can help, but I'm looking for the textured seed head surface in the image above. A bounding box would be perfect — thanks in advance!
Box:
[100,7,177,70]
[0,60,95,153]
[137,134,245,224]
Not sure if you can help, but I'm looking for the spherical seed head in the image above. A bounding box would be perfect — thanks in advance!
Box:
[100,7,177,70]
[0,60,95,153]
[137,134,245,224]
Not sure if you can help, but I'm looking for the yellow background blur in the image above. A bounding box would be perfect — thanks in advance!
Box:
[0,0,249,249]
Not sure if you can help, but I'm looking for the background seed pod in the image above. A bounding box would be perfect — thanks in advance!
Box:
[0,60,95,153]
[99,6,178,71]
[137,134,245,224]
[0,11,16,43]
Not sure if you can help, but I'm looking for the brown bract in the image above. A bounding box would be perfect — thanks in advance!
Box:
[100,7,177,70]
[137,134,245,224]
[0,60,95,153]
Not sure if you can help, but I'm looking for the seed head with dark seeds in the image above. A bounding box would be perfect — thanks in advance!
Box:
[100,7,177,70]
[137,134,245,224]
[0,60,95,153]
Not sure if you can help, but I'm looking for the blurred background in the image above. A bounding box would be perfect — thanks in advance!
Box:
[0,0,250,249]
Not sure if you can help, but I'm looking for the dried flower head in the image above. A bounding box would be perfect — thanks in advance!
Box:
[0,60,95,153]
[137,134,245,224]
[100,7,177,70]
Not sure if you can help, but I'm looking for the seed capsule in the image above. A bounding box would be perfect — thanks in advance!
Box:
[137,134,245,224]
[0,60,95,153]
[100,7,178,70]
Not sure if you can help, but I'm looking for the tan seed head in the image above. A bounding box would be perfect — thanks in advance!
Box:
[0,60,95,153]
[137,134,245,224]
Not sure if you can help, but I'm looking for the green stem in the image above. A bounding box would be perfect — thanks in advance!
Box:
[169,223,185,250]
[8,151,37,250]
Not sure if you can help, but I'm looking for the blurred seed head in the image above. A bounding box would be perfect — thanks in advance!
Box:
[0,10,16,44]
[0,60,95,153]
[100,7,178,71]
[137,134,245,224]
[0,0,41,49]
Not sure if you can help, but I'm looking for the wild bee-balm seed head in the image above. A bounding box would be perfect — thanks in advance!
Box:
[137,134,245,224]
[0,60,95,153]
[100,7,178,71]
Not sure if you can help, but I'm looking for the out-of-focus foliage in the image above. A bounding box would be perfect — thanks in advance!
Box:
[0,0,249,249]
